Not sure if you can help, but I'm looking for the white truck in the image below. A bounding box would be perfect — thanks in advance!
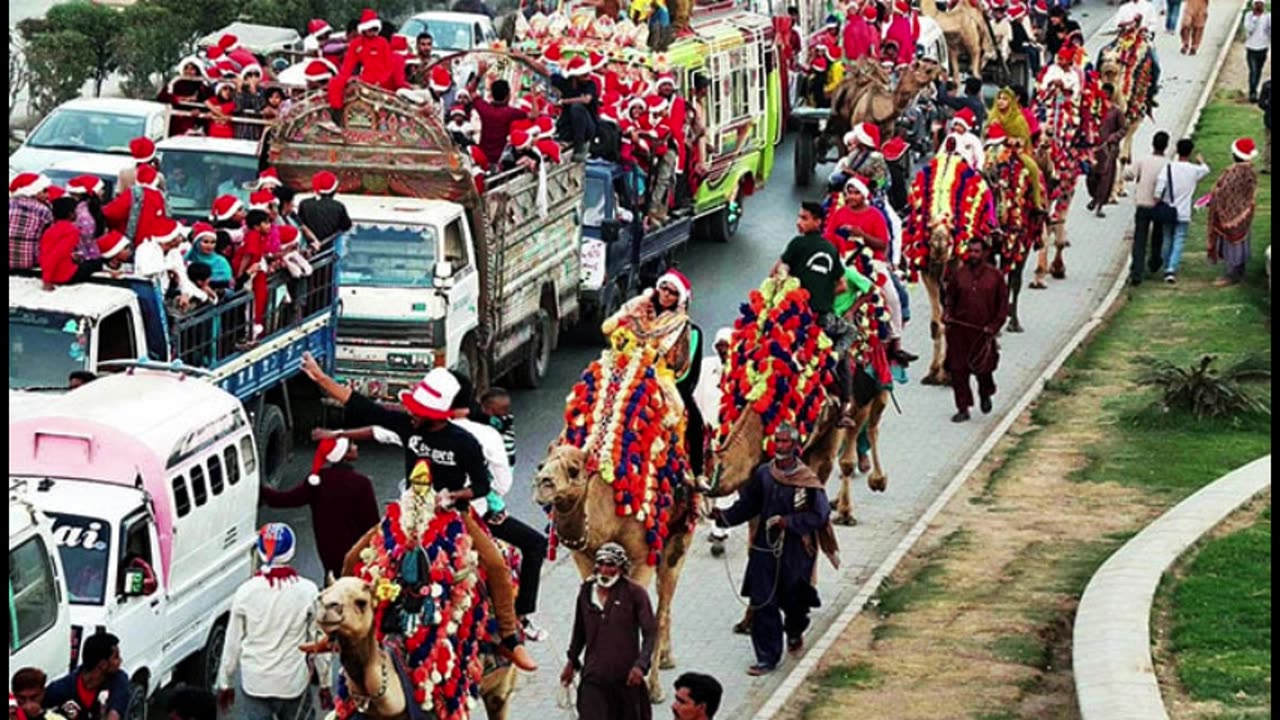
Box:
[155,135,264,226]
[398,11,498,57]
[9,369,263,714]
[8,494,74,686]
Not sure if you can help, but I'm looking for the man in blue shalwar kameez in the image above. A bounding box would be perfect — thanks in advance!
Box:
[713,423,832,676]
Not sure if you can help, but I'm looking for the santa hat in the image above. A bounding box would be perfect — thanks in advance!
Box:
[256,523,297,566]
[1231,137,1258,161]
[249,189,277,211]
[135,164,160,189]
[564,55,591,78]
[646,94,669,116]
[467,144,490,172]
[599,104,620,125]
[9,172,51,198]
[357,8,382,33]
[46,186,67,201]
[147,217,184,245]
[67,174,105,196]
[211,194,244,221]
[656,269,692,306]
[1033,0,1048,13]
[239,63,263,78]
[307,437,351,485]
[589,50,607,70]
[626,95,648,114]
[304,59,337,83]
[535,138,563,164]
[448,104,468,121]
[510,126,535,150]
[252,168,281,190]
[190,221,217,241]
[130,137,157,164]
[819,43,842,60]
[862,3,879,21]
[429,64,453,94]
[512,95,535,113]
[206,45,225,61]
[391,34,410,55]
[306,18,333,39]
[97,231,131,259]
[655,72,677,90]
[217,33,240,51]
[534,115,556,139]
[844,173,870,196]
[882,136,910,162]
[1056,45,1076,63]
[177,56,204,75]
[214,61,239,80]
[543,42,564,63]
[1009,2,1028,19]
[811,56,830,72]
[853,122,881,149]
[951,107,976,131]
[399,367,461,419]
[824,14,841,29]
[985,123,1007,146]
[895,0,912,13]
[312,170,340,195]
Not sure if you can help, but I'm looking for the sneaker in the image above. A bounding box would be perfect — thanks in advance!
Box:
[521,618,549,643]
[747,664,776,676]
[1164,274,1177,284]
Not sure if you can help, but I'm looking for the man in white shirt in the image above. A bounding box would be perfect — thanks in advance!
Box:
[1126,130,1171,285]
[1152,137,1211,283]
[1244,0,1271,102]
[217,523,327,720]
[1113,0,1158,35]
[693,329,735,551]
[1039,45,1083,102]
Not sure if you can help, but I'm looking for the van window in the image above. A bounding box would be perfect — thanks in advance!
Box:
[171,475,192,517]
[8,536,59,651]
[444,219,469,272]
[96,307,137,364]
[224,445,241,486]
[240,436,257,475]
[118,515,156,597]
[47,513,111,605]
[190,465,209,507]
[208,455,225,495]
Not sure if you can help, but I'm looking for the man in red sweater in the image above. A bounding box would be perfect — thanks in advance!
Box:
[102,165,167,244]
[471,78,529,166]
[39,197,92,289]
[328,9,393,112]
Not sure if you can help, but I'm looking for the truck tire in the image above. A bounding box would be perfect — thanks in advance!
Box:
[794,129,815,188]
[708,202,740,244]
[187,616,228,690]
[254,404,290,490]
[126,677,149,720]
[515,310,553,389]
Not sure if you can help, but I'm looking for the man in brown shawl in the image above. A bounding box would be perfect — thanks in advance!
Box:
[945,236,1010,422]
[1087,84,1127,218]
[1207,137,1260,286]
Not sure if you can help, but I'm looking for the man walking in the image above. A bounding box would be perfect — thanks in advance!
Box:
[944,236,1009,423]
[713,424,832,675]
[671,673,724,720]
[561,544,658,720]
[1244,0,1270,103]
[1153,138,1211,284]
[216,524,326,720]
[1128,130,1171,284]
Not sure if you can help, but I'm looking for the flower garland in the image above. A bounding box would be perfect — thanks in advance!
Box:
[840,243,894,369]
[987,151,1039,271]
[333,486,494,720]
[903,153,997,281]
[556,330,686,567]
[714,276,836,458]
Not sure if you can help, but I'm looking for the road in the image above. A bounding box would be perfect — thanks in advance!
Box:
[259,2,1242,716]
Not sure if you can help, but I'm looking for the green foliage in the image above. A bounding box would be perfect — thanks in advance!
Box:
[1136,354,1271,421]
[115,4,194,99]
[45,1,123,96]
[24,30,96,118]
[814,662,882,690]
[10,29,32,123]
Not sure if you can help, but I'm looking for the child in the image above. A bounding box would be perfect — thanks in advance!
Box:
[39,197,96,289]
[207,81,238,138]
[235,209,271,337]
[183,261,220,306]
[271,225,314,278]
[186,222,235,291]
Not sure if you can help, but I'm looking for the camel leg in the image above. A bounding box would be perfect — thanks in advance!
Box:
[922,275,948,385]
[867,396,889,492]
[834,429,858,525]
[654,529,691,681]
[1007,262,1025,333]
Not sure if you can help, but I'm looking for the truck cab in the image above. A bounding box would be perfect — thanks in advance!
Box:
[8,495,74,686]
[155,135,264,225]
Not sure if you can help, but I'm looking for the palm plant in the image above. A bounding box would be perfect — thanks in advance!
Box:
[1136,354,1271,421]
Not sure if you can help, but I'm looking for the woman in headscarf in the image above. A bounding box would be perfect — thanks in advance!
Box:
[1207,138,1260,286]
[186,222,235,291]
[988,87,1033,144]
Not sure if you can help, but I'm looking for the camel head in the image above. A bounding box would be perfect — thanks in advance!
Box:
[316,576,377,643]
[534,444,590,509]
[707,410,765,498]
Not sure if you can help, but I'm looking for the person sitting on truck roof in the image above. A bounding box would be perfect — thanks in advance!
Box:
[328,10,395,122]
[39,197,99,290]
[101,166,168,250]
[501,122,543,174]
[299,357,541,673]
[297,171,352,249]
[541,55,599,160]
[94,232,133,276]
[11,668,67,720]
[43,632,131,720]
[9,172,55,272]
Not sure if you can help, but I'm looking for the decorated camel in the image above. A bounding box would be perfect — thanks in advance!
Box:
[904,144,998,385]
[983,134,1047,333]
[311,475,519,720]
[920,0,996,79]
[1034,71,1088,282]
[829,58,946,143]
[1098,24,1158,202]
[533,328,696,704]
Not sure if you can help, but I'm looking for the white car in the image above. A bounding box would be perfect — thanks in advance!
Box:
[9,98,170,179]
[399,11,498,56]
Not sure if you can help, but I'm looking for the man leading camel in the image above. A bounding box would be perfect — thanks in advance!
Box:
[299,354,538,672]
[944,235,1009,422]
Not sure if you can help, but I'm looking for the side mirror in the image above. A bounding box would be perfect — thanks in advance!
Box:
[601,219,622,244]
[432,260,455,289]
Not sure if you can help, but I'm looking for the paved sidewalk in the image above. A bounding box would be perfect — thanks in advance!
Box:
[1074,456,1272,720]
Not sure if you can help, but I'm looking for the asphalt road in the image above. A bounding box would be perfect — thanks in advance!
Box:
[255,2,1242,716]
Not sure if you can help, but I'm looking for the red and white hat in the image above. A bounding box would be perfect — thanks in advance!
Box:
[304,59,337,83]
[357,8,382,33]
[510,126,535,150]
[1033,0,1048,13]
[646,94,669,116]
[249,189,277,211]
[130,136,157,164]
[307,18,333,39]
[46,186,67,201]
[177,56,204,75]
[655,72,678,90]
[626,95,648,114]
[135,164,160,189]
[543,42,563,63]
[9,172,51,198]
[535,138,563,164]
[239,63,263,78]
[818,42,842,60]
[429,64,453,94]
[564,55,591,78]
[862,3,879,21]
[206,45,225,61]
[951,107,977,132]
[852,122,881,149]
[190,221,217,241]
[67,174,105,196]
[218,33,240,51]
[534,115,555,139]
[844,173,871,196]
[1056,45,1076,63]
[1231,137,1259,161]
[895,0,912,13]
[599,104,620,125]
[448,104,469,120]
[1009,2,1028,19]
[589,50,607,69]
[312,171,340,195]
[467,144,490,172]
[307,437,351,485]
[399,367,461,420]
[256,168,282,189]
[882,136,910,162]
[97,231,131,259]
[811,56,830,72]
[656,269,692,306]
[985,123,1007,145]
[147,217,185,245]
[212,194,244,221]
[391,34,410,55]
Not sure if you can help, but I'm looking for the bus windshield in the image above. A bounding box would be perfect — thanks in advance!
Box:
[9,309,90,390]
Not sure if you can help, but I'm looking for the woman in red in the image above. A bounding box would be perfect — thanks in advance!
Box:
[206,81,237,139]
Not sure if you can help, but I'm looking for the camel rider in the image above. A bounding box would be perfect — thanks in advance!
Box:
[1039,45,1083,102]
[776,202,860,427]
[829,123,889,196]
[1109,12,1161,106]
[297,355,539,673]
[946,107,986,171]
[601,270,707,485]
[802,44,844,109]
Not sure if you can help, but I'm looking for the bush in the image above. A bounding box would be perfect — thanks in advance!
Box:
[25,30,96,118]
[1137,354,1271,421]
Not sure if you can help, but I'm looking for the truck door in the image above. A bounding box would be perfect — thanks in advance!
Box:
[442,217,480,370]
[110,511,166,679]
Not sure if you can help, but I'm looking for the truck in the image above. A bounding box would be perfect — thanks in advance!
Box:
[9,494,74,686]
[579,160,693,330]
[10,369,263,714]
[270,73,585,395]
[8,248,340,488]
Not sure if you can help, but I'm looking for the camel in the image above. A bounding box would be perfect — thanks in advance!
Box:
[920,0,995,79]
[314,576,519,720]
[830,58,945,143]
[921,217,957,385]
[1098,32,1157,203]
[832,369,891,526]
[533,445,694,704]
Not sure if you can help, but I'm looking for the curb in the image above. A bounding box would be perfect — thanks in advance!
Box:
[751,5,1249,718]
[1073,456,1272,720]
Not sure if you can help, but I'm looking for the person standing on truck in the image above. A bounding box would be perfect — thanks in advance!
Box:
[534,54,599,160]
[471,79,530,167]
[9,172,54,272]
[11,668,67,720]
[261,436,380,579]
[42,632,131,720]
[298,356,540,673]
[216,523,327,720]
[102,165,168,246]
[297,171,352,250]
[235,210,272,337]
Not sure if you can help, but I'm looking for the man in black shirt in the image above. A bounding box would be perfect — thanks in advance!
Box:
[300,355,538,672]
[297,170,353,250]
[1044,7,1081,60]
[550,56,600,159]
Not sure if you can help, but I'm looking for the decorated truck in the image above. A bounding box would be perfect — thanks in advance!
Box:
[270,64,585,394]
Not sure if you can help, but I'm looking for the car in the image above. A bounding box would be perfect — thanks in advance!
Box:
[9,98,170,177]
[40,153,129,199]
[398,11,498,56]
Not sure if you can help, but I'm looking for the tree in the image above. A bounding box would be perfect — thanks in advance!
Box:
[25,30,96,118]
[150,0,242,39]
[44,2,123,97]
[115,4,197,99]
[9,29,32,124]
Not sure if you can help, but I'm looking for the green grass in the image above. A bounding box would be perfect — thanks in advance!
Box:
[1169,507,1272,708]
[873,530,970,616]
[813,662,882,690]
[991,634,1048,668]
